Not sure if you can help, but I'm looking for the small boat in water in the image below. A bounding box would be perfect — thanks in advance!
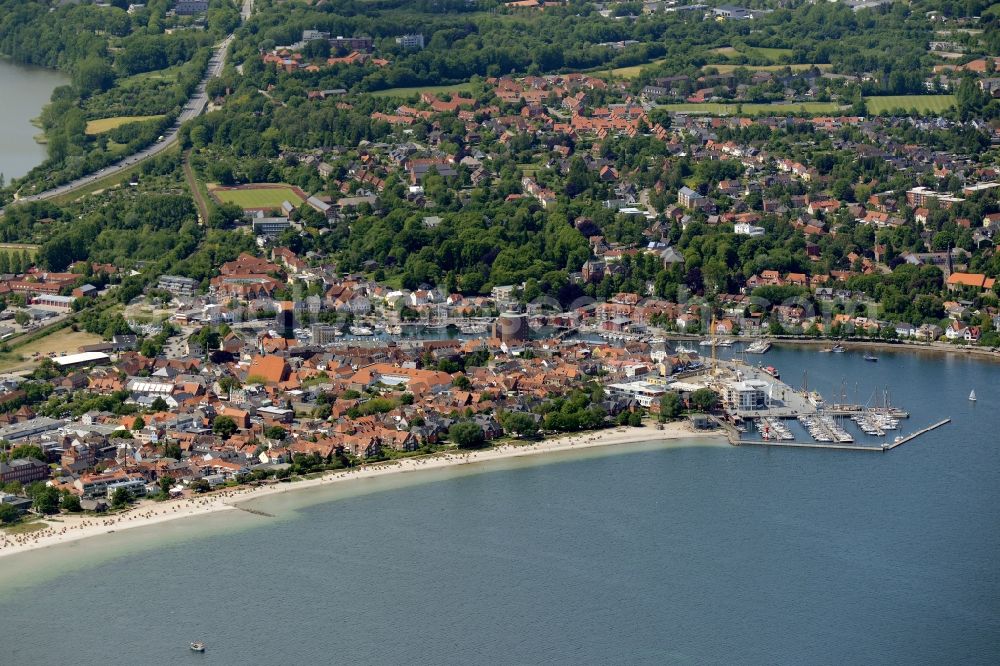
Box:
[863,352,878,362]
[969,389,977,402]
[190,642,206,652]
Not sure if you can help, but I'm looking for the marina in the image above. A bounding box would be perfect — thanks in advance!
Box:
[670,356,946,453]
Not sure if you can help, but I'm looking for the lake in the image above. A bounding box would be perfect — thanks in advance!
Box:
[0,59,68,181]
[0,347,997,664]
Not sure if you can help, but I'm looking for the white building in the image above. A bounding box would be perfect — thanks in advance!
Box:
[726,379,769,411]
[608,381,667,407]
[734,223,765,237]
[395,34,424,49]
[105,478,148,500]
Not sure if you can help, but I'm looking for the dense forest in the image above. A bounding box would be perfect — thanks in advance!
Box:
[0,0,237,200]
[226,0,955,97]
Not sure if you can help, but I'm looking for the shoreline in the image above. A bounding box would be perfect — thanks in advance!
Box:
[655,331,1000,363]
[0,423,722,560]
[768,337,1000,362]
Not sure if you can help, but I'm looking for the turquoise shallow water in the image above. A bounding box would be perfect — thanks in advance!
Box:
[0,347,998,665]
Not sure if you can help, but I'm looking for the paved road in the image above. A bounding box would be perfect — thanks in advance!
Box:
[1,0,252,213]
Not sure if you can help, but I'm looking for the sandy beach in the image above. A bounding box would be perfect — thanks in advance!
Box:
[0,422,721,559]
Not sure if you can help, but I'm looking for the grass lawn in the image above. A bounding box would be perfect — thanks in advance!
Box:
[85,115,166,135]
[657,101,845,115]
[369,82,475,98]
[209,183,306,209]
[0,329,104,373]
[864,95,956,115]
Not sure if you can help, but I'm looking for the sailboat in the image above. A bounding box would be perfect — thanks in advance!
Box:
[969,389,977,402]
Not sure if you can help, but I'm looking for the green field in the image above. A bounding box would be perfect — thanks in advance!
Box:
[600,58,669,79]
[85,115,165,135]
[864,95,956,114]
[117,62,185,86]
[657,101,845,115]
[369,82,475,98]
[49,144,181,206]
[744,46,794,61]
[0,243,39,257]
[709,45,795,64]
[708,63,832,74]
[595,54,812,79]
[210,184,306,209]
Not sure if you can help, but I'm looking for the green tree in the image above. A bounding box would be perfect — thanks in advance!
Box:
[111,487,133,509]
[62,494,82,512]
[212,415,238,438]
[158,476,174,496]
[73,57,115,95]
[956,77,986,121]
[10,444,45,461]
[33,486,61,514]
[190,326,221,356]
[659,392,684,421]
[449,421,486,449]
[0,503,20,525]
[502,412,538,438]
[689,388,719,412]
[207,202,245,229]
[131,416,145,431]
[264,425,287,441]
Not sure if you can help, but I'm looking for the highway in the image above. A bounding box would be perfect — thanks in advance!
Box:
[1,0,252,212]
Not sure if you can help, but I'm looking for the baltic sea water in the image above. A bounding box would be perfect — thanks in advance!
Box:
[0,346,997,664]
